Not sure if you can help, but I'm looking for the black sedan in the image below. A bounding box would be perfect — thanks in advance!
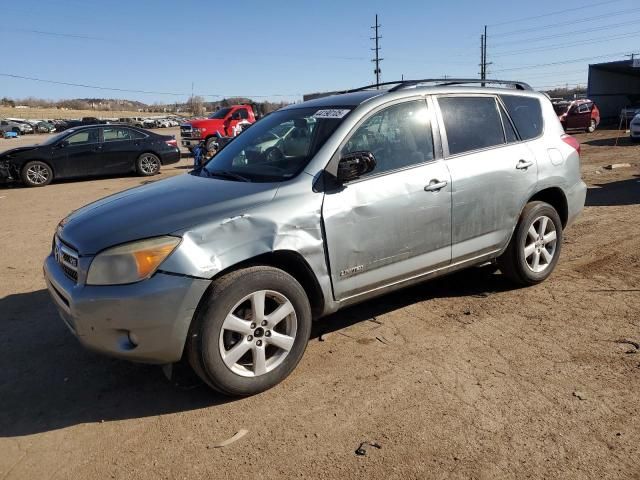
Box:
[0,125,181,187]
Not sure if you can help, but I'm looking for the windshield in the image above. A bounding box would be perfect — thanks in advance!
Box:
[208,108,232,120]
[201,107,351,182]
[553,103,569,115]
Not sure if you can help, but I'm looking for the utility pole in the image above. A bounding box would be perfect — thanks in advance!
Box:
[625,52,640,63]
[371,14,383,88]
[480,25,492,86]
[480,33,485,81]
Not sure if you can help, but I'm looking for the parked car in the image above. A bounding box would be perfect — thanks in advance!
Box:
[43,79,585,396]
[180,105,257,151]
[621,102,640,123]
[0,119,32,135]
[553,99,600,132]
[35,121,56,133]
[0,125,179,187]
[630,113,640,141]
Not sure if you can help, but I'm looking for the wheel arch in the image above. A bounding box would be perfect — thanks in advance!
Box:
[205,250,325,319]
[528,187,568,228]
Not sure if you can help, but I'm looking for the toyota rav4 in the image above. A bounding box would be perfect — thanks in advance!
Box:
[44,79,586,396]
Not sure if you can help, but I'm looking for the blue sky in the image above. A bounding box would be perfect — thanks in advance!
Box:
[1,0,638,103]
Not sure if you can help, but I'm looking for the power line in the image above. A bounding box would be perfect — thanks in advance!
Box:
[491,6,640,38]
[492,50,631,73]
[488,0,624,27]
[490,17,640,48]
[491,30,640,57]
[9,29,108,41]
[0,73,302,99]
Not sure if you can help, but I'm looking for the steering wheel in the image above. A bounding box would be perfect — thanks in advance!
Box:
[264,146,285,163]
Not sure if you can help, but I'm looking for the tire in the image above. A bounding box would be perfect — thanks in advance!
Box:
[187,266,312,396]
[135,153,161,176]
[497,201,563,286]
[21,161,53,187]
[12,128,20,136]
[205,136,218,152]
[586,119,596,133]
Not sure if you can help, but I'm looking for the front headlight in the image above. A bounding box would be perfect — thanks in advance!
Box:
[86,236,180,285]
[192,128,202,138]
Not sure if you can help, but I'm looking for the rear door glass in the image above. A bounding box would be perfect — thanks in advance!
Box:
[500,95,543,140]
[438,96,505,156]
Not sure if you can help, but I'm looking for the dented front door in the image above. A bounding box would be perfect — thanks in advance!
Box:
[322,160,452,301]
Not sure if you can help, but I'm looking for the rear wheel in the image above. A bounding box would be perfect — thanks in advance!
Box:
[497,201,563,286]
[187,266,312,396]
[21,161,53,187]
[586,119,597,133]
[136,153,161,176]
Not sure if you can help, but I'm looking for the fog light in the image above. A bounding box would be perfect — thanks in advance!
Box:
[127,332,139,346]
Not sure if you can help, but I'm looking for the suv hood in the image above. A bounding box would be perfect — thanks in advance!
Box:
[59,173,278,255]
[186,119,225,129]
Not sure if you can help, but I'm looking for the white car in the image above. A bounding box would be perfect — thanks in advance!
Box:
[630,113,640,141]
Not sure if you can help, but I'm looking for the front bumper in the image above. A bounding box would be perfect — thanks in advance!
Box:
[43,253,210,364]
[181,138,201,148]
[630,126,640,138]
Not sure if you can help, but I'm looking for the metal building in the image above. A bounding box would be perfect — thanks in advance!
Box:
[588,58,640,123]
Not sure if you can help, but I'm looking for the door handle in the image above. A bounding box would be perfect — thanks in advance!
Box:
[516,159,534,170]
[424,179,448,192]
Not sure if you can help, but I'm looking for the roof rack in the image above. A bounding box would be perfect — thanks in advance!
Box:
[342,78,531,94]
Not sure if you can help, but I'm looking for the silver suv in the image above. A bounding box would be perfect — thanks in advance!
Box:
[44,79,586,396]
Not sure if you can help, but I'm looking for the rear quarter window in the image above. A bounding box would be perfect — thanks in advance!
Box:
[500,95,543,140]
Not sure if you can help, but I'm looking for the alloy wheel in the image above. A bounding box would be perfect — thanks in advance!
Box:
[219,290,297,377]
[26,164,50,185]
[523,215,557,273]
[140,155,160,174]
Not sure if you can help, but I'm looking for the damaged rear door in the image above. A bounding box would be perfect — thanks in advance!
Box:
[322,98,452,301]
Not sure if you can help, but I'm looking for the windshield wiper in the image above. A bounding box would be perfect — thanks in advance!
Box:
[206,169,251,182]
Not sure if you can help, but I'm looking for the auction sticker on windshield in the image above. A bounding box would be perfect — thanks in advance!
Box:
[313,109,350,119]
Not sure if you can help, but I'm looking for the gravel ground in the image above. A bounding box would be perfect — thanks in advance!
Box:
[0,127,639,480]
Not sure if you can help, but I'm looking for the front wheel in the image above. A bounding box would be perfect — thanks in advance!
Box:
[187,266,312,396]
[497,201,563,286]
[21,161,53,187]
[136,153,161,176]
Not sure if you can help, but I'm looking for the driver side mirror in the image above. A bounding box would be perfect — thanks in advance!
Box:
[58,140,69,148]
[337,151,376,183]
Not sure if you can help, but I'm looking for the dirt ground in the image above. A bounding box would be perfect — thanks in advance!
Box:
[0,128,639,480]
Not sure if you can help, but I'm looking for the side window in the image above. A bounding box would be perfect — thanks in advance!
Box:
[238,108,249,120]
[131,129,146,140]
[102,127,132,142]
[66,130,98,145]
[500,95,543,140]
[577,103,590,114]
[498,103,519,143]
[342,100,434,176]
[438,96,505,155]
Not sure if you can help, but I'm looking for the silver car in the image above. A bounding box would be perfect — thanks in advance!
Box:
[44,79,586,396]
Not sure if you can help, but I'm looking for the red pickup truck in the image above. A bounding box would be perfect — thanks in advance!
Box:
[180,105,256,151]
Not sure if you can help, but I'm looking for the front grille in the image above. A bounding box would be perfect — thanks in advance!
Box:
[180,125,192,137]
[54,236,79,283]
